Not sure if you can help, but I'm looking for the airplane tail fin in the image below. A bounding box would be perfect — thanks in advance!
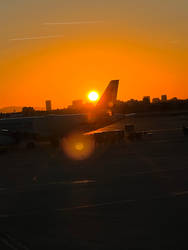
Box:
[96,80,119,109]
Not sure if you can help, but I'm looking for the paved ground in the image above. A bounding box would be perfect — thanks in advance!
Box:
[0,113,188,249]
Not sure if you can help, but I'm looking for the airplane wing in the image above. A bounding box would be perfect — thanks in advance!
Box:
[84,127,122,136]
[83,113,136,136]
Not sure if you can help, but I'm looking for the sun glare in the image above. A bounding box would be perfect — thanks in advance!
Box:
[62,134,95,160]
[75,142,84,151]
[88,91,99,102]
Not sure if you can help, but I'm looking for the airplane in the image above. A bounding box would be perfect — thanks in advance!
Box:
[0,80,131,148]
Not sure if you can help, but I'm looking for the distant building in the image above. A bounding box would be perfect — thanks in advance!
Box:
[170,97,178,102]
[152,98,160,104]
[127,99,137,103]
[143,96,150,104]
[72,100,83,108]
[127,99,138,106]
[161,95,167,102]
[45,100,52,111]
[22,107,35,115]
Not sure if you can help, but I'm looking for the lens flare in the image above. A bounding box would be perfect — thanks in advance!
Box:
[75,142,84,151]
[88,91,99,102]
[62,133,95,160]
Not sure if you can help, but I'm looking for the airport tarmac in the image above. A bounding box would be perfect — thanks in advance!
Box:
[0,113,188,249]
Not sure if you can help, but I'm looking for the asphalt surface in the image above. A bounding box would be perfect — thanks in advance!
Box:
[0,114,188,249]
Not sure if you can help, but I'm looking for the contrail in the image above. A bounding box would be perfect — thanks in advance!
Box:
[169,40,179,44]
[9,35,64,41]
[44,21,103,25]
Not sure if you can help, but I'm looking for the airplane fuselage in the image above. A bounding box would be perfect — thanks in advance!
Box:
[0,113,124,144]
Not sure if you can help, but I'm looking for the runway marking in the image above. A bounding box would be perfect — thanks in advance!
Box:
[149,140,171,144]
[149,128,181,133]
[49,179,96,185]
[0,233,29,250]
[173,191,188,197]
[0,237,18,250]
[56,191,188,212]
[56,199,136,212]
[0,179,96,194]
[149,139,186,144]
[121,167,188,177]
[1,190,188,218]
[2,166,188,195]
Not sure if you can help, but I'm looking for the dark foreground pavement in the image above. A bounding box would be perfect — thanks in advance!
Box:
[0,114,188,249]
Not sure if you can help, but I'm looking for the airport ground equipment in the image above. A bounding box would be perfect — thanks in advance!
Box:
[124,124,142,141]
[93,130,124,145]
[183,126,188,136]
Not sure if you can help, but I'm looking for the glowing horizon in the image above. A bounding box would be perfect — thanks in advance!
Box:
[0,1,188,108]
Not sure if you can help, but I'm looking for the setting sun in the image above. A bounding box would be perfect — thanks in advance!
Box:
[88,91,99,102]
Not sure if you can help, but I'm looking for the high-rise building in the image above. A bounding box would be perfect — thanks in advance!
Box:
[143,96,150,104]
[152,98,160,104]
[72,100,83,107]
[46,100,52,111]
[161,95,167,102]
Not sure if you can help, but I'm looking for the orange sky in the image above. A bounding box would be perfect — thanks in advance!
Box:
[0,1,188,108]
